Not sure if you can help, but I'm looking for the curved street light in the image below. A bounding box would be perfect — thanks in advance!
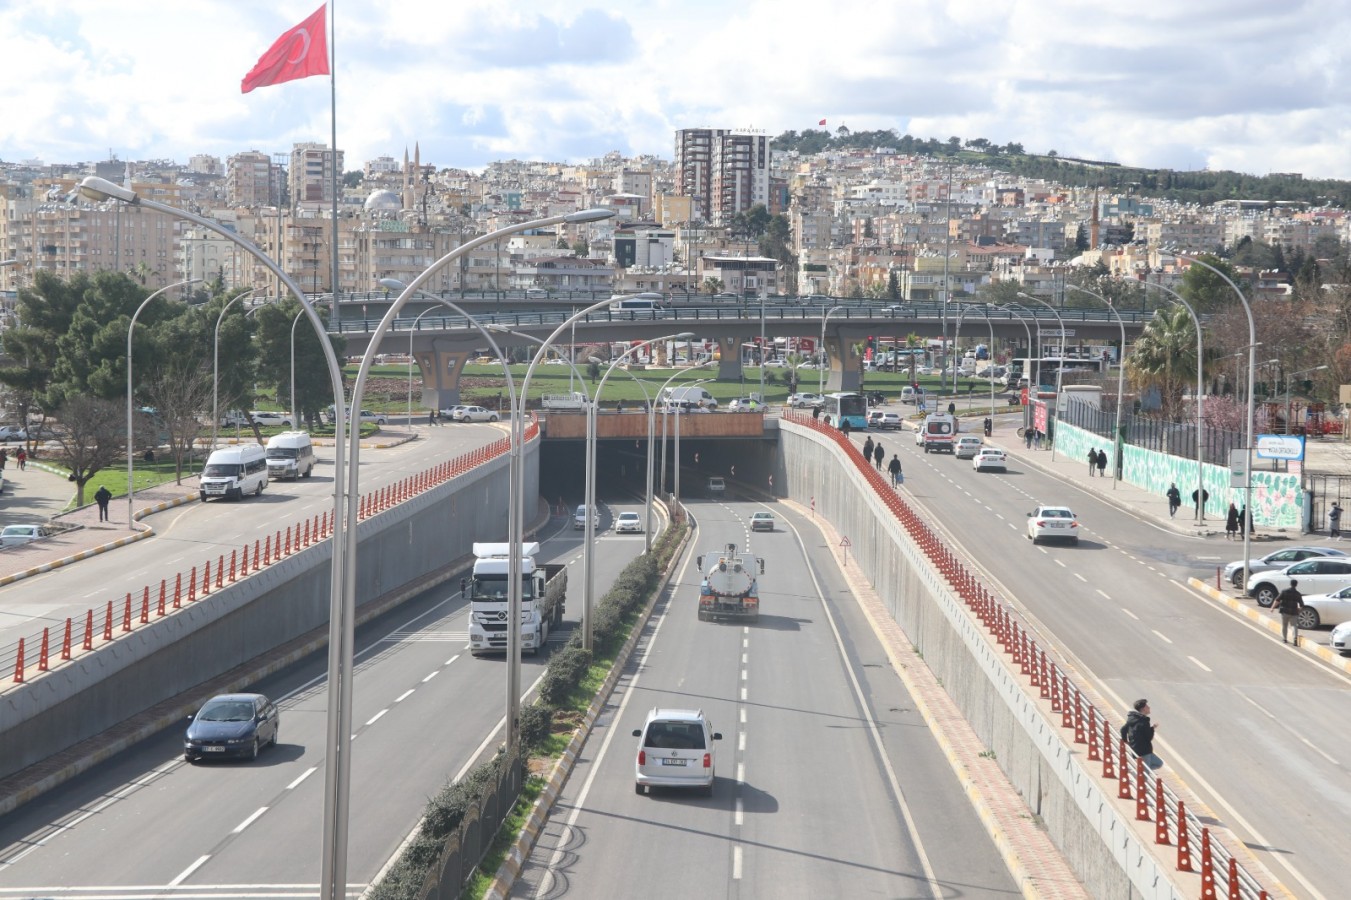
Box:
[79,174,354,900]
[1016,292,1067,460]
[1066,285,1127,489]
[127,278,201,528]
[212,288,259,449]
[352,211,616,756]
[1136,280,1207,523]
[953,303,996,428]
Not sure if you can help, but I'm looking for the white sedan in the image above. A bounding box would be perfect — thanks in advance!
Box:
[615,511,643,534]
[1293,585,1351,629]
[454,406,499,423]
[1027,506,1079,545]
[973,449,1007,472]
[868,411,902,430]
[0,524,46,547]
[788,393,824,409]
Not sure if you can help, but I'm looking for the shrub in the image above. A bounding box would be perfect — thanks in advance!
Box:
[539,645,592,706]
[518,703,553,751]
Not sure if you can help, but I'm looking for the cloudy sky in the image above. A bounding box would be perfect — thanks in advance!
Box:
[3,0,1349,180]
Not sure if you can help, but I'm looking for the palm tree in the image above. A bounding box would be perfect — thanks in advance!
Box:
[1126,305,1198,420]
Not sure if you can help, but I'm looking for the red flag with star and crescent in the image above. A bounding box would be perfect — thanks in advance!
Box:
[241,4,329,93]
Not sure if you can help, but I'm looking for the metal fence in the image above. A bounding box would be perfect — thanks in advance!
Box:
[1059,396,1244,467]
[417,750,523,900]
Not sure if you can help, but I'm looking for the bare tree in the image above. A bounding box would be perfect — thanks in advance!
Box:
[144,365,214,484]
[49,395,124,506]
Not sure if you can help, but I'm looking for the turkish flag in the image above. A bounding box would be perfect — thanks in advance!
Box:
[241,4,329,93]
[818,118,827,126]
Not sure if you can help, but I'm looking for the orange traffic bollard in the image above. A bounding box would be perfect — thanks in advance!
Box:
[62,618,73,661]
[38,628,49,671]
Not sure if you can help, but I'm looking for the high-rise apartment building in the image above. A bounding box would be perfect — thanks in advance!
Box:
[226,151,280,208]
[288,142,344,209]
[675,129,770,226]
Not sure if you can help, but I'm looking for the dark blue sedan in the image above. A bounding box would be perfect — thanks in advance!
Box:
[184,693,280,762]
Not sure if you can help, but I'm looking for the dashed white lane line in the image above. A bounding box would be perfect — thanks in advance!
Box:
[287,767,317,790]
[1151,629,1173,644]
[170,855,210,886]
[740,687,747,701]
[739,708,747,725]
[1122,608,1139,620]
[732,846,743,880]
[1054,559,1066,568]
[1097,589,1112,600]
[1073,573,1087,582]
[741,652,747,665]
[740,668,747,681]
[395,689,415,703]
[1298,735,1338,765]
[737,762,745,783]
[1188,656,1212,672]
[735,797,744,826]
[421,670,439,683]
[232,807,268,834]
[738,733,746,752]
[367,709,388,726]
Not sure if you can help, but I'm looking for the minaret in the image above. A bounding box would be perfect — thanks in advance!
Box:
[402,147,412,209]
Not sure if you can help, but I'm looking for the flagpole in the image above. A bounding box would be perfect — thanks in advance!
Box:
[329,0,340,324]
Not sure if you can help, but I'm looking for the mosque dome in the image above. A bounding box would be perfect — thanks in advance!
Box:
[364,189,402,211]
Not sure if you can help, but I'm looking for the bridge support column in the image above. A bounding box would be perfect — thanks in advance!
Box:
[824,334,862,393]
[414,338,478,410]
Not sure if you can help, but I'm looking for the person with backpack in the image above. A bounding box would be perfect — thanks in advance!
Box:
[1120,699,1161,770]
[1274,579,1306,645]
[1166,483,1181,518]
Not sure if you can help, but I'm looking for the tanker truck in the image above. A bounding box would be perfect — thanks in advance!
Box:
[467,542,567,655]
[696,543,764,622]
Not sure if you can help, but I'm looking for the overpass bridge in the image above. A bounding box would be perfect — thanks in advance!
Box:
[328,301,1153,407]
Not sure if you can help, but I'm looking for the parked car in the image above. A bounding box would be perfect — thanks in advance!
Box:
[750,511,775,532]
[438,405,468,420]
[1330,619,1351,654]
[1294,585,1351,629]
[615,511,643,534]
[0,425,28,441]
[1027,505,1080,545]
[632,707,722,796]
[1245,558,1351,607]
[762,358,788,368]
[1221,547,1347,589]
[0,523,46,547]
[973,448,1007,472]
[787,392,824,409]
[453,406,499,423]
[183,692,280,762]
[728,397,762,412]
[355,409,388,425]
[249,410,294,428]
[868,410,902,430]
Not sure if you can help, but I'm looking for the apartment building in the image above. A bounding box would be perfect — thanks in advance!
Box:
[675,129,770,225]
[288,142,345,209]
[226,151,281,208]
[699,254,778,295]
[614,225,675,269]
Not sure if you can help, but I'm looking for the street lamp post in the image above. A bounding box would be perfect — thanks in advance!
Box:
[819,305,846,396]
[1067,285,1127,488]
[212,288,259,449]
[1016,292,1067,460]
[127,278,201,527]
[657,362,714,499]
[81,175,353,900]
[289,308,307,429]
[954,303,996,427]
[1137,281,1207,523]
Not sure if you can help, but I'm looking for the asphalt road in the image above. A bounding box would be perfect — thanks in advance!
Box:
[512,496,1019,899]
[888,427,1350,900]
[0,500,652,898]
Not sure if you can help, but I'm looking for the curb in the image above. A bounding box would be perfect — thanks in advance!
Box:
[483,517,692,900]
[1186,577,1351,674]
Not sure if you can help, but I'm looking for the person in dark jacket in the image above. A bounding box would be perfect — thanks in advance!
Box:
[1166,483,1181,518]
[1088,449,1097,476]
[872,442,884,470]
[841,418,852,437]
[862,435,874,462]
[1096,449,1107,478]
[1122,699,1161,770]
[94,485,112,522]
[1274,579,1306,645]
[887,454,903,487]
[1225,503,1240,541]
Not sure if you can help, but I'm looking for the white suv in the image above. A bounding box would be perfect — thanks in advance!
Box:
[632,708,722,796]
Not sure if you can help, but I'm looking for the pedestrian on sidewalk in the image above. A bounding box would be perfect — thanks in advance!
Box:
[1120,699,1162,770]
[841,418,852,438]
[862,435,874,463]
[1225,503,1239,540]
[1088,448,1097,476]
[1242,505,1254,537]
[1274,579,1306,644]
[428,409,437,427]
[1033,429,1043,450]
[1024,428,1033,450]
[1329,501,1342,538]
[1096,449,1107,478]
[15,447,25,470]
[888,454,903,487]
[1166,483,1181,518]
[1192,487,1210,516]
[873,442,884,470]
[94,485,112,522]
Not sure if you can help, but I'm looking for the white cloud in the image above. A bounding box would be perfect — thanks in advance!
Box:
[1,0,1349,179]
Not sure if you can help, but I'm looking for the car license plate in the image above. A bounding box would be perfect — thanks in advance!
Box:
[661,758,687,767]
[203,746,225,753]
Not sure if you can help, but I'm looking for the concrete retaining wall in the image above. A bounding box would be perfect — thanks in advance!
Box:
[0,444,537,780]
[778,420,1177,899]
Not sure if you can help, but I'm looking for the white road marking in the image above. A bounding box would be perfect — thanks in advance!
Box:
[366,709,388,726]
[169,855,210,886]
[446,653,460,665]
[1188,656,1212,672]
[741,668,747,681]
[395,689,415,703]
[732,846,743,880]
[1151,629,1173,644]
[996,513,1005,520]
[232,807,268,834]
[1122,609,1139,620]
[738,733,746,752]
[1054,559,1065,568]
[421,670,439,683]
[1298,735,1338,765]
[739,708,747,725]
[741,652,747,665]
[287,767,317,790]
[1097,589,1112,600]
[736,762,745,784]
[1073,573,1087,583]
[740,687,747,701]
[735,797,744,825]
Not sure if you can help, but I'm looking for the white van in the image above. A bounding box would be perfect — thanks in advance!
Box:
[609,293,665,313]
[200,444,268,501]
[266,431,315,480]
[660,386,718,410]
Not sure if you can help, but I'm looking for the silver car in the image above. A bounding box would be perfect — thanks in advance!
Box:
[1245,558,1351,607]
[1222,547,1347,588]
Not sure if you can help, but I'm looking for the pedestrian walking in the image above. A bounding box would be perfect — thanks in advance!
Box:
[1088,449,1097,476]
[873,442,884,470]
[1329,501,1342,538]
[1120,699,1162,770]
[811,405,821,421]
[1192,487,1210,515]
[1274,579,1306,644]
[94,485,112,522]
[1225,503,1240,540]
[841,418,852,438]
[1166,483,1181,518]
[862,435,874,462]
[1096,449,1106,478]
[14,447,24,470]
[1033,429,1043,450]
[1024,428,1033,450]
[460,577,468,596]
[1242,505,1254,537]
[0,448,7,473]
[947,401,956,416]
[888,454,903,487]
[428,409,437,427]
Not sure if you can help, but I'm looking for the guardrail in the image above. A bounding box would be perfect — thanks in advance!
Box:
[785,409,1272,900]
[1,421,537,686]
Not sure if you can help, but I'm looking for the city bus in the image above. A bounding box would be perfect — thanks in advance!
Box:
[824,392,870,430]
